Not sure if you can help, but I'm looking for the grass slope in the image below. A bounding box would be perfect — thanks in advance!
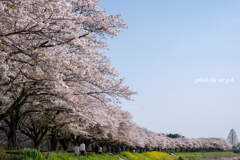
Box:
[119,151,237,160]
[0,149,237,160]
[175,152,237,160]
[22,153,119,160]
[175,152,236,157]
[119,151,179,160]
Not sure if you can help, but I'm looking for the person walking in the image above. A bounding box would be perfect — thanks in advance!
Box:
[74,143,80,157]
[79,142,85,156]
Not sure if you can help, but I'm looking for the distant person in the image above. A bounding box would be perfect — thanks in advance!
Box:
[115,145,119,154]
[74,143,80,157]
[132,149,135,153]
[79,142,85,156]
[95,144,99,154]
[98,146,102,154]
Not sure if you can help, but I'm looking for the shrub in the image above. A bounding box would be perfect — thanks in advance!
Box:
[40,149,48,152]
[55,150,67,153]
[0,148,5,153]
[5,150,22,154]
[86,151,95,155]
[66,150,74,153]
[22,148,45,160]
[0,153,23,160]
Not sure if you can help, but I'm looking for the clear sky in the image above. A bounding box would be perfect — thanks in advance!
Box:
[98,0,240,139]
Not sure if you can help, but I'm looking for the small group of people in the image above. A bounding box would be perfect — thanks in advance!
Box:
[130,148,142,153]
[74,142,85,157]
[75,143,122,156]
[94,144,102,154]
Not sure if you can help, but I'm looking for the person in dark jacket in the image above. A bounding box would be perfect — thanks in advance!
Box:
[95,144,99,154]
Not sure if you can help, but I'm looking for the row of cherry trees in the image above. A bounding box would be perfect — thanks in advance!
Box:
[0,106,232,151]
[0,0,231,151]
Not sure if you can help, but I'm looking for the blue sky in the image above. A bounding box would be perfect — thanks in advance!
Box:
[99,0,240,139]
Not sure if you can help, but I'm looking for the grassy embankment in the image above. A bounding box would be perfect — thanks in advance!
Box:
[0,151,119,160]
[119,151,179,160]
[119,151,238,160]
[0,148,238,160]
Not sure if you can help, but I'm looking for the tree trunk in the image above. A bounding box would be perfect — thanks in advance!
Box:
[7,132,17,150]
[6,111,20,150]
[51,138,58,151]
[50,131,58,151]
[84,139,92,152]
[33,141,41,150]
[59,138,68,150]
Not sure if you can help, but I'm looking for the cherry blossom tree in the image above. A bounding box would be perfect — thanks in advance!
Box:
[0,0,136,149]
[0,0,134,120]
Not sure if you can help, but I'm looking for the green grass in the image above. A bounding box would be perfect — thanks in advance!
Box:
[174,152,237,160]
[0,148,238,160]
[0,149,119,160]
[118,151,179,160]
[175,152,236,157]
[46,153,119,160]
[118,151,238,160]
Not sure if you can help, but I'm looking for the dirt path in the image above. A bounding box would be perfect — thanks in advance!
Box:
[119,157,128,160]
